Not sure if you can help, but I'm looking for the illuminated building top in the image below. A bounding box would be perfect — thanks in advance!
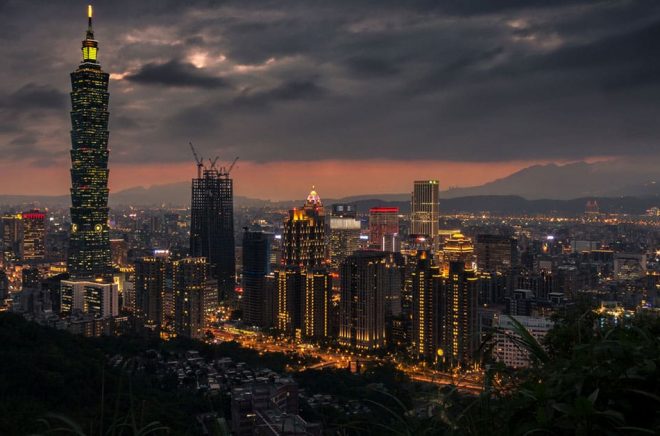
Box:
[306,187,322,207]
[81,5,98,63]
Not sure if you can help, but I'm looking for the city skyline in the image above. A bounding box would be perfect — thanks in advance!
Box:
[1,2,660,200]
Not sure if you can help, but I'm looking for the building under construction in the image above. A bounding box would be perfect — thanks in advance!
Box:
[189,143,237,302]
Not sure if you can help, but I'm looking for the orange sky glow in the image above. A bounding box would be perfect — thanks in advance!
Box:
[3,158,571,201]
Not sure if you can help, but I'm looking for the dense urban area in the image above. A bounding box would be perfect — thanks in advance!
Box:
[1,3,659,436]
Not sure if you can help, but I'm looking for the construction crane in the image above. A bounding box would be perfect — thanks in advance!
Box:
[220,157,239,177]
[189,142,204,178]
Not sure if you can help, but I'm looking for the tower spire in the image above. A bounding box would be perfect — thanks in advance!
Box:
[81,4,98,63]
[87,5,93,38]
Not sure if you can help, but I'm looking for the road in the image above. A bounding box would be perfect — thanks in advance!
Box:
[209,325,483,394]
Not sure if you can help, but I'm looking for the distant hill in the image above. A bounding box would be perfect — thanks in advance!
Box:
[442,161,659,199]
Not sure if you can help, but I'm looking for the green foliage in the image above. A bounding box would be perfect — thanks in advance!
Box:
[340,306,660,435]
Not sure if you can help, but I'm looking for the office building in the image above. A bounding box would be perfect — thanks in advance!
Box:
[110,238,128,267]
[190,163,235,302]
[60,280,119,318]
[475,234,516,273]
[21,210,46,261]
[327,215,361,269]
[277,188,329,338]
[1,215,22,264]
[68,6,112,281]
[242,230,272,327]
[411,180,439,239]
[339,251,388,350]
[282,188,326,269]
[171,257,217,339]
[369,207,399,251]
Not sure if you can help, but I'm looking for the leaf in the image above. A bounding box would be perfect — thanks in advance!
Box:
[587,388,599,404]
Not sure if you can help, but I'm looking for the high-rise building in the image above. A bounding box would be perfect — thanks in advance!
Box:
[411,180,439,240]
[440,232,474,274]
[190,164,235,302]
[277,188,329,338]
[339,251,388,350]
[1,215,23,264]
[369,207,399,251]
[475,234,516,273]
[171,257,217,339]
[68,6,112,281]
[134,257,166,330]
[22,210,46,261]
[303,268,332,339]
[412,251,441,360]
[242,230,272,327]
[439,261,478,367]
[110,238,128,267]
[282,188,326,268]
[276,265,304,334]
[327,216,361,269]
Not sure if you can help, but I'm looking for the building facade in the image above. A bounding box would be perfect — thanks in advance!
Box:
[21,210,46,261]
[339,251,388,350]
[68,7,112,281]
[411,180,439,239]
[190,167,235,301]
[242,230,272,327]
[439,261,479,367]
[412,251,441,360]
[369,207,399,251]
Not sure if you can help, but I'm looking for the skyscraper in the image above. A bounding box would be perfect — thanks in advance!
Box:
[1,215,23,265]
[412,251,441,360]
[440,232,475,274]
[171,257,217,339]
[282,188,326,268]
[68,6,112,281]
[327,215,361,269]
[439,261,478,367]
[190,163,235,302]
[411,180,439,240]
[369,207,399,251]
[22,210,46,261]
[134,257,166,331]
[242,230,272,327]
[276,188,328,338]
[339,251,388,350]
[303,268,332,339]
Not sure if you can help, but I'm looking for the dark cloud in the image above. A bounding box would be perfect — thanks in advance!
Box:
[0,0,659,166]
[233,80,326,108]
[125,60,229,88]
[0,83,67,110]
[344,56,401,78]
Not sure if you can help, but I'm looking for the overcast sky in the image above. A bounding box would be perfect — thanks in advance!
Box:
[0,0,659,199]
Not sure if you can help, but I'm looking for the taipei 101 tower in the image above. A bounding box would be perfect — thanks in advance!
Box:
[67,5,112,281]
